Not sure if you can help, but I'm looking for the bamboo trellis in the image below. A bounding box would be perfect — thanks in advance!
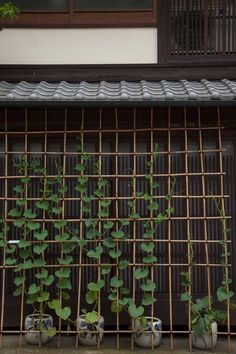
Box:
[0,106,235,351]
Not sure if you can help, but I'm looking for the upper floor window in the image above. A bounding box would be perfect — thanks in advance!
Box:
[0,0,157,27]
[158,0,236,63]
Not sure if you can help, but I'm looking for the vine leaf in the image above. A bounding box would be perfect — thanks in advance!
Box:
[110,276,124,288]
[140,280,156,292]
[87,279,104,292]
[27,221,40,231]
[134,268,149,280]
[56,307,71,321]
[28,283,40,295]
[180,292,191,302]
[128,304,144,319]
[217,287,234,302]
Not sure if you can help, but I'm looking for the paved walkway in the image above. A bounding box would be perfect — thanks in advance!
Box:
[0,335,236,354]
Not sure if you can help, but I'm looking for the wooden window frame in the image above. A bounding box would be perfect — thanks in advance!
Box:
[0,0,157,28]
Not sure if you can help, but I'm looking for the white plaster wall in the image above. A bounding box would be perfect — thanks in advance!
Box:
[0,28,157,64]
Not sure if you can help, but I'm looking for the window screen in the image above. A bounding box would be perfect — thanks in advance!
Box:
[0,0,68,12]
[74,0,153,11]
[0,0,152,12]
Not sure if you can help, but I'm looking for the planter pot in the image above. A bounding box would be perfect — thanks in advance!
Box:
[134,317,162,348]
[25,314,53,345]
[192,321,218,350]
[76,315,104,346]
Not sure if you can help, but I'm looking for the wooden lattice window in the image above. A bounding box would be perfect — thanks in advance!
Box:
[159,0,236,63]
[0,107,235,351]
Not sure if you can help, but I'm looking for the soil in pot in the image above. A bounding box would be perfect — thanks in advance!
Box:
[76,315,104,346]
[134,317,162,348]
[192,321,218,350]
[25,314,53,345]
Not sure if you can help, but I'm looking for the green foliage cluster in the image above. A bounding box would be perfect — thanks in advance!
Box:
[0,136,175,337]
[0,2,19,30]
[0,156,78,336]
[109,152,175,325]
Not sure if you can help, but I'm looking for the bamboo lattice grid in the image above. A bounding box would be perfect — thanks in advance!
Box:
[0,106,235,351]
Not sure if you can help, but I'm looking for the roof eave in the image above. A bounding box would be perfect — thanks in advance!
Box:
[0,99,236,108]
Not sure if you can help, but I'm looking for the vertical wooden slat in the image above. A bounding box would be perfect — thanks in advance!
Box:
[181,0,185,54]
[204,0,209,54]
[233,0,236,53]
[214,0,218,54]
[222,0,227,54]
[227,0,230,53]
[191,0,194,54]
[172,0,176,55]
[176,0,180,55]
[186,1,190,55]
[209,0,213,53]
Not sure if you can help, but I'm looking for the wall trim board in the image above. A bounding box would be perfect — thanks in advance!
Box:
[0,63,236,82]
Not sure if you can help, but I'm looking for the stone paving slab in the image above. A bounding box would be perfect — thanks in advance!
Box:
[1,335,236,354]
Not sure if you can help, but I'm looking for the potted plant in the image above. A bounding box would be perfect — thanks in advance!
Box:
[180,219,235,351]
[74,137,110,346]
[180,252,223,350]
[6,157,75,345]
[109,153,174,348]
[132,156,174,348]
[190,296,219,350]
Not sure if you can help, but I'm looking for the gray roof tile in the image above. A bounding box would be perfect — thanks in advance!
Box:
[0,80,236,103]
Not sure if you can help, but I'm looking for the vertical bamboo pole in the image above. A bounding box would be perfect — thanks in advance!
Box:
[150,108,155,351]
[184,108,192,352]
[115,108,120,350]
[57,108,67,348]
[42,109,48,344]
[0,109,8,347]
[167,108,174,351]
[97,109,102,349]
[198,108,213,350]
[75,109,85,349]
[131,108,136,350]
[19,109,28,348]
[217,108,231,353]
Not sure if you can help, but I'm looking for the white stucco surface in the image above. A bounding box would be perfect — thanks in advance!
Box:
[0,28,157,64]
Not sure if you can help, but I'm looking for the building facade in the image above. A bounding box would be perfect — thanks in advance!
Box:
[0,0,236,351]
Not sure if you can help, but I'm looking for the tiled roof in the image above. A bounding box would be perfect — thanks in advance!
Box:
[0,80,236,103]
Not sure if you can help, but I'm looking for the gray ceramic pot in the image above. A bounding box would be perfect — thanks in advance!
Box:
[25,314,53,345]
[134,317,162,348]
[192,321,218,350]
[76,315,104,346]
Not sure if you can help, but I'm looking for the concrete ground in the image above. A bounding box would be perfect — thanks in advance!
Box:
[0,335,235,354]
